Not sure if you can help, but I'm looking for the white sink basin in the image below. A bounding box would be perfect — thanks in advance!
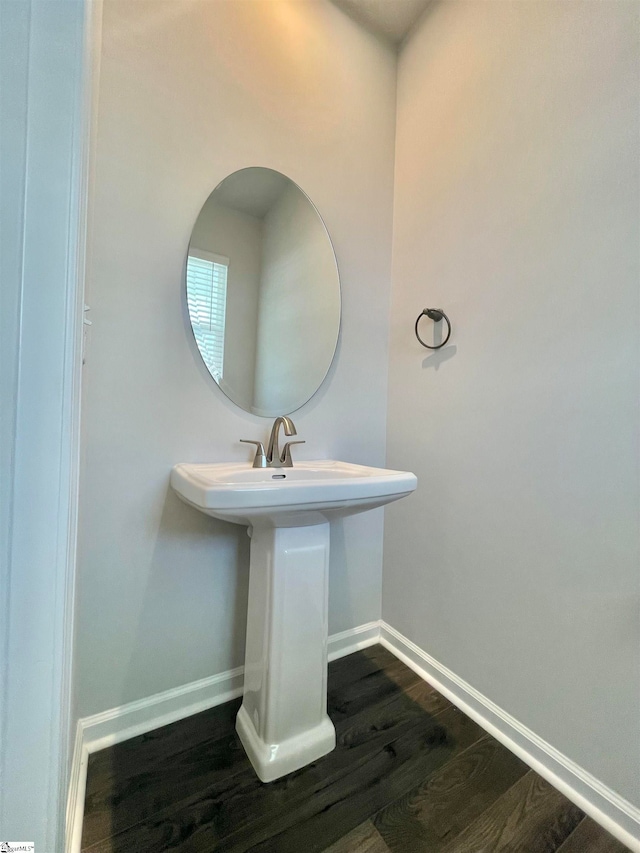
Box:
[171,459,417,527]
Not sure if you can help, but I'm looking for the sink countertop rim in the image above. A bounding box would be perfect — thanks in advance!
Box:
[171,459,417,510]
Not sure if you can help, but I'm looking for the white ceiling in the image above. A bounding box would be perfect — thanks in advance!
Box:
[331,0,433,46]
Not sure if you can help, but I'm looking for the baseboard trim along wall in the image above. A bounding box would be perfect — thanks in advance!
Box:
[379,622,640,853]
[66,620,640,853]
[326,620,381,662]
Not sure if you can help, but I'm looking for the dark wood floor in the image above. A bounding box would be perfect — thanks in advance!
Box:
[81,645,630,852]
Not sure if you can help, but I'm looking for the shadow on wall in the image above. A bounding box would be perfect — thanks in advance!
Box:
[122,486,250,710]
[119,490,359,705]
[422,345,457,371]
[328,518,356,635]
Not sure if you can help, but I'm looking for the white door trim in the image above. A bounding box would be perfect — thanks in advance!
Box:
[0,0,96,848]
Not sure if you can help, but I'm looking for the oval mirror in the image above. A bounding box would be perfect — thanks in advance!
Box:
[186,167,341,416]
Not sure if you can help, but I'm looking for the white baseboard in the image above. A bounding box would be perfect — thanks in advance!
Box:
[66,721,89,853]
[81,666,246,755]
[65,621,379,853]
[67,620,640,853]
[327,620,380,662]
[65,664,245,853]
[379,621,640,852]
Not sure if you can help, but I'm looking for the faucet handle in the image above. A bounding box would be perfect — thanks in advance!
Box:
[240,440,267,469]
[280,440,305,468]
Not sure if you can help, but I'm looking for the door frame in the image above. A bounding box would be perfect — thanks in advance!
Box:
[0,0,99,848]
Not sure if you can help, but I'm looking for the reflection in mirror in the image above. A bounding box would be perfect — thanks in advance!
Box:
[186,168,341,416]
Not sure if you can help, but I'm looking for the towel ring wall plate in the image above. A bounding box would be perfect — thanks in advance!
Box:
[415,308,452,350]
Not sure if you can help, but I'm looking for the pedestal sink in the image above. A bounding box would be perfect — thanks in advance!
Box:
[171,459,417,782]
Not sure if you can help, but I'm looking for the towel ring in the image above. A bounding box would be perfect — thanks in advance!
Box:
[415,308,452,350]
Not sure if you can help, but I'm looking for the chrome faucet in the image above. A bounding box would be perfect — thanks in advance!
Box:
[266,416,296,466]
[241,416,305,468]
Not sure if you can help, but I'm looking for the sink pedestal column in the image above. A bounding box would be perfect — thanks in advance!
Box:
[236,522,336,782]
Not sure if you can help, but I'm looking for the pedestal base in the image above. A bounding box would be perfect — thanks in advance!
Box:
[237,522,336,782]
[236,704,335,783]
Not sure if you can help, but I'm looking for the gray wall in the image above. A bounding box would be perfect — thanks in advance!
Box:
[76,0,396,717]
[384,0,639,806]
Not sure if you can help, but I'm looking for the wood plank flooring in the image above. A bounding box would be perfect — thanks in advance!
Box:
[81,645,630,852]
